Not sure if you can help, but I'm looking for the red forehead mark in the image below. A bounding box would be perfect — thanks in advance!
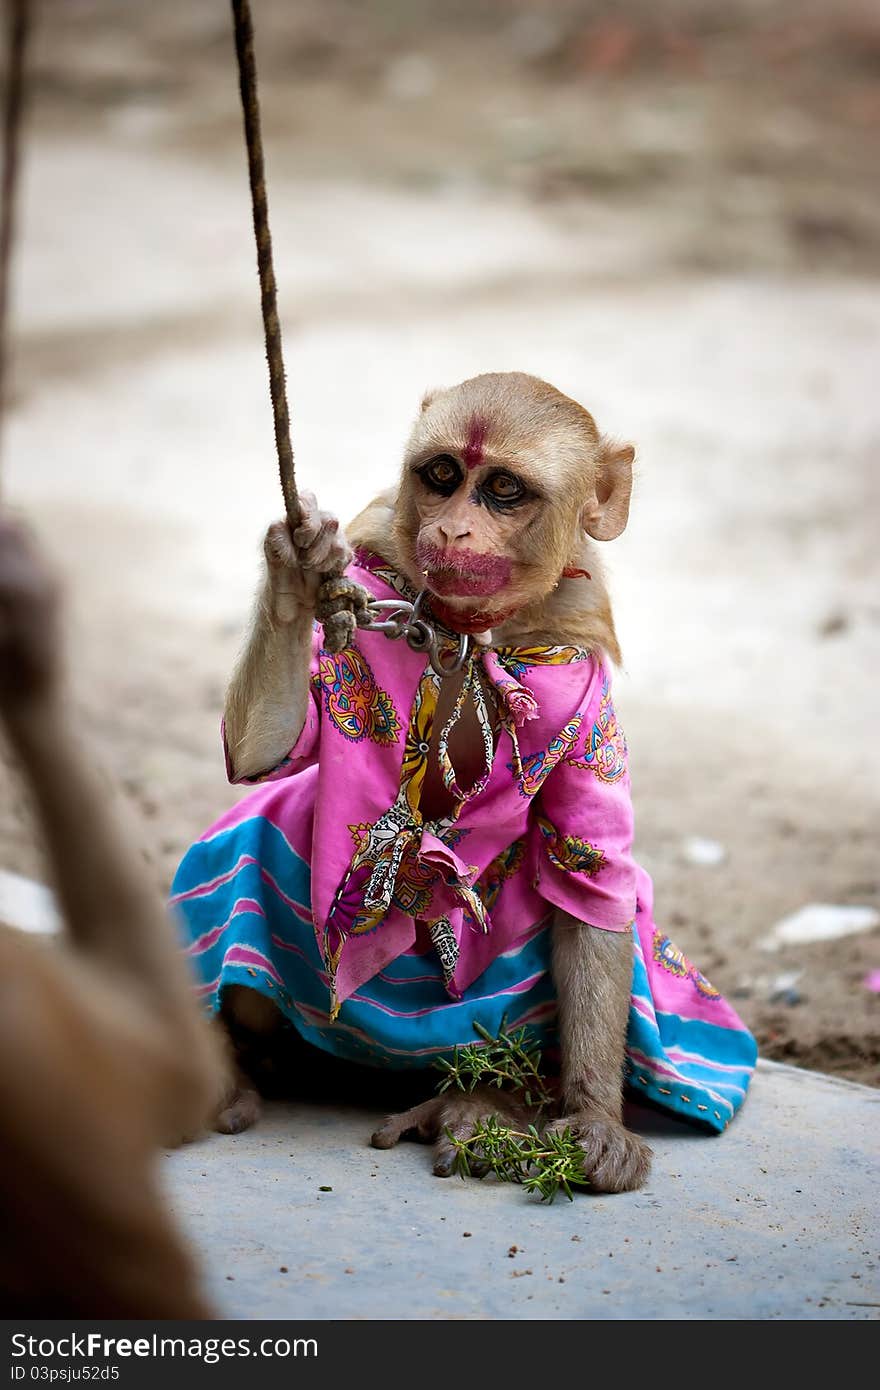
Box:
[462,417,488,470]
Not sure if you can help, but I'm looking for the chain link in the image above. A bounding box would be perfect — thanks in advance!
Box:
[358,589,471,677]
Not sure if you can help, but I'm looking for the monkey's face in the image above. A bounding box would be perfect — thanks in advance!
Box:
[400,449,559,633]
[392,373,632,635]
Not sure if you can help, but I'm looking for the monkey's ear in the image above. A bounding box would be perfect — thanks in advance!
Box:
[420,388,442,413]
[581,441,634,541]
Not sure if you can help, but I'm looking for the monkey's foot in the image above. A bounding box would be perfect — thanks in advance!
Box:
[546,1112,652,1193]
[214,1083,262,1136]
[371,1086,536,1178]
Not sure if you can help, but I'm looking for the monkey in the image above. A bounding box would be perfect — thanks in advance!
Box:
[0,516,221,1316]
[173,372,757,1193]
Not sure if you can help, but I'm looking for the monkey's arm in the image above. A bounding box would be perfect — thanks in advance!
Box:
[0,519,219,1128]
[223,500,351,781]
[223,581,315,782]
[530,658,652,1189]
[551,911,633,1120]
[9,703,210,1040]
[549,914,652,1191]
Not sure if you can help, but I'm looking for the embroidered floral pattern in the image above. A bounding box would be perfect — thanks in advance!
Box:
[652,930,721,1001]
[535,813,606,877]
[318,648,401,746]
[568,674,627,783]
[510,716,583,797]
[495,645,590,681]
[475,837,527,913]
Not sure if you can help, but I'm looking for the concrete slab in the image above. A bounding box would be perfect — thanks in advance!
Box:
[163,1060,878,1321]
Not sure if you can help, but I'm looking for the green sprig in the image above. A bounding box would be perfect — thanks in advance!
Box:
[433,1022,587,1201]
[433,1021,554,1108]
[447,1117,588,1204]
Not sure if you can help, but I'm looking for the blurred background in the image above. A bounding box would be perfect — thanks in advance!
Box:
[2,0,878,1081]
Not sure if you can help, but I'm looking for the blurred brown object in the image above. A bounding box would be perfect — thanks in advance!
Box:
[0,516,222,1317]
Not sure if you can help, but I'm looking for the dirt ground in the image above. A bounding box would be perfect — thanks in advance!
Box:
[2,1,878,1084]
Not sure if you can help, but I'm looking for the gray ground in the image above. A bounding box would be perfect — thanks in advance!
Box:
[164,1062,880,1320]
[1,0,878,1081]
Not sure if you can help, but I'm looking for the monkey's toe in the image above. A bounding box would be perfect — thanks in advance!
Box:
[370,1096,444,1150]
[369,1127,397,1150]
[214,1086,262,1135]
[431,1145,459,1178]
[431,1087,537,1180]
[551,1114,652,1193]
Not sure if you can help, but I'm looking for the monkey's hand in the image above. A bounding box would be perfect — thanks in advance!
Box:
[371,1086,538,1178]
[263,492,352,623]
[544,1111,652,1193]
[0,517,61,716]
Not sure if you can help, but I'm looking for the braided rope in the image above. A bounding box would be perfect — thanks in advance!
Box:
[230,0,367,651]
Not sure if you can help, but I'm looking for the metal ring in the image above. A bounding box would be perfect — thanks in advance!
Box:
[429,630,470,675]
[405,619,433,652]
[360,598,415,637]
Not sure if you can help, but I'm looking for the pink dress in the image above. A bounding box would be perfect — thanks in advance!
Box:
[171,549,757,1132]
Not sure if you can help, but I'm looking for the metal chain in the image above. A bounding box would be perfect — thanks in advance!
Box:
[357,590,471,676]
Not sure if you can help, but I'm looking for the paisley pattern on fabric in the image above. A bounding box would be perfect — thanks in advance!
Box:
[475,837,527,913]
[652,930,721,1001]
[510,716,583,797]
[348,821,436,920]
[568,673,627,783]
[536,813,606,878]
[495,645,591,681]
[318,648,401,746]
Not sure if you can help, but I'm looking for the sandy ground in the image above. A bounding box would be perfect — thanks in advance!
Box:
[1,1,878,1083]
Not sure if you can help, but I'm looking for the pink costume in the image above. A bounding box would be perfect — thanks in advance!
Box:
[172,549,757,1131]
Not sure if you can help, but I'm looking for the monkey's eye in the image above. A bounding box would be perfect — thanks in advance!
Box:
[484,471,525,502]
[419,455,462,492]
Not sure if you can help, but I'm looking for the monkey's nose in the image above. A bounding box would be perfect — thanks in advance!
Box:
[438,521,471,544]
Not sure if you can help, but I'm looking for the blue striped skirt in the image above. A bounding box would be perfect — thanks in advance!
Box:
[171,815,757,1133]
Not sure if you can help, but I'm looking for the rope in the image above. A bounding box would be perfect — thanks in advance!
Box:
[230,0,367,652]
[0,0,29,479]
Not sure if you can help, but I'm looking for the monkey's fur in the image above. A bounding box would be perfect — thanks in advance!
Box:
[221,373,652,1193]
[0,518,221,1315]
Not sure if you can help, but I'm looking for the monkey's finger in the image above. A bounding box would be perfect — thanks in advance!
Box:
[548,1116,652,1193]
[264,520,297,569]
[431,1114,481,1177]
[214,1085,262,1136]
[588,1129,652,1193]
[431,1141,458,1177]
[316,578,371,625]
[290,492,323,547]
[371,1097,444,1150]
[318,576,363,604]
[298,521,347,573]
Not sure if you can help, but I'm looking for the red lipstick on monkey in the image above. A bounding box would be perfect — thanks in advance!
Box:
[416,541,512,598]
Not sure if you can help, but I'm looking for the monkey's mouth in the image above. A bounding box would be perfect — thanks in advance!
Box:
[428,596,520,635]
[416,544,511,598]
